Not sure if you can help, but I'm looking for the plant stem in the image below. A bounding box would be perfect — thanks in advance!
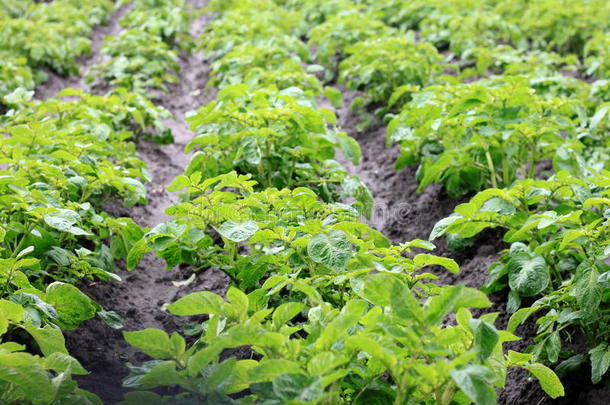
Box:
[485,149,498,188]
[527,143,537,179]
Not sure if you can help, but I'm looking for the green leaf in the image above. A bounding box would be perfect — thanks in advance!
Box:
[247,360,302,383]
[337,133,361,164]
[307,230,353,271]
[470,319,499,362]
[205,358,237,394]
[589,345,610,384]
[450,365,496,405]
[240,138,262,165]
[0,300,24,334]
[524,363,564,398]
[573,263,602,311]
[167,291,229,317]
[272,373,324,402]
[545,332,561,363]
[323,86,342,108]
[187,344,224,377]
[123,329,173,359]
[98,310,124,330]
[127,238,151,271]
[43,209,91,236]
[272,302,304,329]
[218,220,259,243]
[307,352,348,375]
[507,307,536,333]
[226,287,249,319]
[449,97,485,117]
[316,300,367,350]
[454,287,491,309]
[414,253,459,274]
[45,283,97,330]
[167,175,190,192]
[507,253,550,297]
[425,286,462,325]
[43,352,88,375]
[23,325,68,356]
[0,352,55,402]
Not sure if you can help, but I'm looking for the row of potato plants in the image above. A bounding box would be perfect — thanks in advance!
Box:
[0,89,172,404]
[119,1,563,404]
[0,0,114,104]
[88,0,192,95]
[0,0,195,403]
[284,0,610,390]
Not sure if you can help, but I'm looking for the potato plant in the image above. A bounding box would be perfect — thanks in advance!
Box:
[0,0,112,76]
[88,0,190,94]
[0,297,103,405]
[339,36,442,109]
[184,85,370,213]
[121,273,562,404]
[118,0,571,403]
[4,0,608,401]
[308,12,394,75]
[0,86,165,401]
[431,170,610,382]
[387,76,582,197]
[199,6,301,62]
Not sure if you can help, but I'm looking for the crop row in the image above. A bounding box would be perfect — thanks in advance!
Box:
[0,0,192,403]
[88,0,191,94]
[0,0,114,104]
[118,1,564,404]
[287,0,610,391]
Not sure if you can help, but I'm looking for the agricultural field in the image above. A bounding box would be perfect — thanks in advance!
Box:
[1,0,609,404]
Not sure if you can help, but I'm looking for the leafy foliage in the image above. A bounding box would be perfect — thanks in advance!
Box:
[339,36,442,108]
[431,170,610,381]
[185,85,371,212]
[0,297,102,405]
[308,12,392,73]
[88,0,190,94]
[0,0,113,100]
[387,76,582,196]
[121,276,561,404]
[122,0,568,403]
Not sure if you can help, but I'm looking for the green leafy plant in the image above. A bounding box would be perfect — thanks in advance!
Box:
[338,35,442,109]
[208,41,310,89]
[584,32,610,79]
[119,275,563,404]
[0,298,103,405]
[199,5,301,62]
[418,5,519,58]
[128,171,377,288]
[0,56,35,102]
[430,170,610,382]
[307,12,393,75]
[89,30,180,92]
[119,0,191,47]
[0,0,113,75]
[184,85,370,210]
[387,76,581,196]
[281,0,362,30]
[494,0,610,54]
